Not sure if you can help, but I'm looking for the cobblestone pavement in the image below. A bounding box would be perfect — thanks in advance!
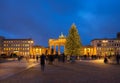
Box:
[0,60,120,83]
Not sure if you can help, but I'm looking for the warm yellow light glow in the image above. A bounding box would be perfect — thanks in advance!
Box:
[49,36,66,55]
[40,48,41,55]
[102,40,108,43]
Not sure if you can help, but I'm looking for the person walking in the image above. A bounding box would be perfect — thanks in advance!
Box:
[36,55,39,62]
[18,56,21,62]
[49,54,54,65]
[40,54,46,71]
[116,53,120,64]
[62,53,65,63]
[104,56,108,64]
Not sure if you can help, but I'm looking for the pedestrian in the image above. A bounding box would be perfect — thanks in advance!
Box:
[49,54,54,65]
[116,53,120,64]
[70,55,75,63]
[62,53,65,63]
[104,56,108,64]
[40,54,46,71]
[18,56,21,62]
[36,55,39,62]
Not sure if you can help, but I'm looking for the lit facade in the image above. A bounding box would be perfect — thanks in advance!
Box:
[49,33,66,55]
[0,36,5,54]
[1,38,34,56]
[91,39,120,56]
[82,45,96,56]
[31,45,48,56]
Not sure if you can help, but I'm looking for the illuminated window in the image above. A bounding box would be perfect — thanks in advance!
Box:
[102,40,108,43]
[28,41,33,43]
[28,41,30,43]
[25,44,29,46]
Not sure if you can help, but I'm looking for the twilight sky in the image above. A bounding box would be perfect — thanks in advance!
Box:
[0,0,120,47]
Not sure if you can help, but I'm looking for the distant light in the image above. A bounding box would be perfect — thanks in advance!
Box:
[14,51,19,52]
[102,40,108,43]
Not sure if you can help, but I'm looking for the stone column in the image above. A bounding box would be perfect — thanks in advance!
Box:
[54,45,56,55]
[49,45,52,54]
[58,45,60,55]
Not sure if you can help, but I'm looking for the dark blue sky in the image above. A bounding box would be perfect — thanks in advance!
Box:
[0,0,120,47]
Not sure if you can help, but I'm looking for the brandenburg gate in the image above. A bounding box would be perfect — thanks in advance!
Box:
[49,33,66,55]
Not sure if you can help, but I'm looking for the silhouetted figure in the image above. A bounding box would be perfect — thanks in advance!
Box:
[18,56,21,62]
[104,56,108,63]
[58,55,61,62]
[40,54,46,71]
[91,55,94,60]
[70,55,75,63]
[49,54,54,65]
[62,53,65,63]
[116,54,120,64]
[84,55,87,59]
[36,55,39,62]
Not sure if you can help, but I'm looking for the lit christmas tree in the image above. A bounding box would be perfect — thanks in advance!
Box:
[65,23,82,56]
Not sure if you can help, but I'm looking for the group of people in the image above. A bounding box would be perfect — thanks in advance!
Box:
[40,53,120,71]
[37,53,66,71]
[104,53,120,64]
[17,53,76,71]
[17,53,120,72]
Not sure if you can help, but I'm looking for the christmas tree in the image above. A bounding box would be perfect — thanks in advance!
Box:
[65,23,82,56]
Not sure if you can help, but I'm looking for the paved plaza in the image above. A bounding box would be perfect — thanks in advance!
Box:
[0,59,120,83]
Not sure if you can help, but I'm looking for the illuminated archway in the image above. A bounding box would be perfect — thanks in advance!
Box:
[49,33,66,55]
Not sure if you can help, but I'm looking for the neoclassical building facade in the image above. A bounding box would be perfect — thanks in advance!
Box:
[91,38,120,56]
[0,37,34,56]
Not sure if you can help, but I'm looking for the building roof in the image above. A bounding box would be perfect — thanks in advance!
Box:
[91,38,119,41]
[4,38,33,41]
[33,45,45,48]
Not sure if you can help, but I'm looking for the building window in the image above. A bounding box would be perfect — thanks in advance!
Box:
[97,43,101,47]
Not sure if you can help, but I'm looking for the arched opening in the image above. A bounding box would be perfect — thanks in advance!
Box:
[60,46,64,54]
